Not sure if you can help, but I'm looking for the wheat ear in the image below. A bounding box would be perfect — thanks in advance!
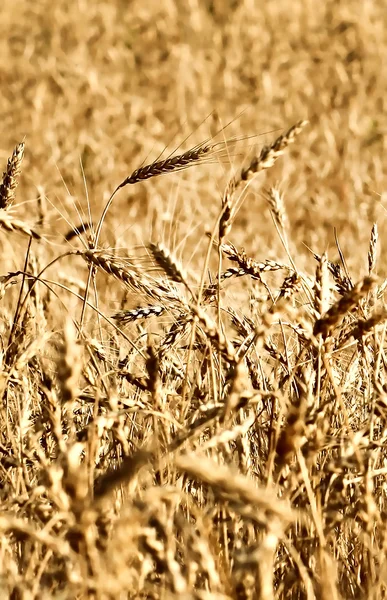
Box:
[224,121,308,205]
[118,142,219,188]
[0,210,40,239]
[0,142,24,209]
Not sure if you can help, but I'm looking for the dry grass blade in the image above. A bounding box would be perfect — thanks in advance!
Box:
[0,142,24,209]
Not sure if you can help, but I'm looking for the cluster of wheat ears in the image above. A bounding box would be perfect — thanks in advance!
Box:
[1,120,387,599]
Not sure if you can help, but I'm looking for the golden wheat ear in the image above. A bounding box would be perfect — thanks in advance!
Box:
[0,210,41,240]
[220,121,308,239]
[0,142,24,209]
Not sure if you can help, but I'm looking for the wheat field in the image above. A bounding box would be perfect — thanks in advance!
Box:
[1,1,387,598]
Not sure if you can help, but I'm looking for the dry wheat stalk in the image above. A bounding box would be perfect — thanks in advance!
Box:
[81,250,139,284]
[0,142,24,209]
[219,122,306,240]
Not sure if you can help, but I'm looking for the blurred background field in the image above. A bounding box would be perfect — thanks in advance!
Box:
[1,0,387,271]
